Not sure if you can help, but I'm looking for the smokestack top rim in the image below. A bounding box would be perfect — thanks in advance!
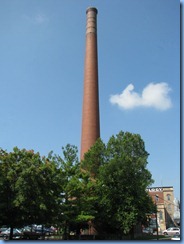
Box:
[86,7,98,14]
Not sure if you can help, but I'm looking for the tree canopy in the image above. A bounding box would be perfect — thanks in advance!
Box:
[0,131,155,239]
[0,148,62,228]
[80,131,155,234]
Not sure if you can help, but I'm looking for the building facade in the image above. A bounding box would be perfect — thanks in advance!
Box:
[147,186,178,231]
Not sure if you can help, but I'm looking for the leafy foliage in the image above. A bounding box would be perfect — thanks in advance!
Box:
[81,131,155,234]
[0,131,155,238]
[0,148,62,228]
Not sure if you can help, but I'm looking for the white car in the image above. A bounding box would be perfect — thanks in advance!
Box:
[162,227,180,235]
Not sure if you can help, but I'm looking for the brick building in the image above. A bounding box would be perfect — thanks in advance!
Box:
[147,186,177,231]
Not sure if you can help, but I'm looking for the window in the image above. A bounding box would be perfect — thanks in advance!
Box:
[167,194,171,201]
[159,211,163,220]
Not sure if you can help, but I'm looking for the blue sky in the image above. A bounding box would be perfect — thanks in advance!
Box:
[0,0,180,200]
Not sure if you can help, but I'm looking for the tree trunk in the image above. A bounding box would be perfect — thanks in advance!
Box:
[130,226,134,240]
[9,226,14,240]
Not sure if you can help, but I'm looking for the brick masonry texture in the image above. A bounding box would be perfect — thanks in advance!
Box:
[80,8,100,160]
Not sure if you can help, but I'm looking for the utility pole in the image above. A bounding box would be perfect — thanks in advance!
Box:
[155,194,159,240]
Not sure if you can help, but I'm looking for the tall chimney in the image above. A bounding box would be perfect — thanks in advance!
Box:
[80,7,100,160]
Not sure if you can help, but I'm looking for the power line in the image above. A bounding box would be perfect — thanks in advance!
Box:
[155,195,180,208]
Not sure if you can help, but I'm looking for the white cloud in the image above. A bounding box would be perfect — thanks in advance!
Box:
[110,82,172,110]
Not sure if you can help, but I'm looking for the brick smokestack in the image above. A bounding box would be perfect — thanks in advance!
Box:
[80,7,100,160]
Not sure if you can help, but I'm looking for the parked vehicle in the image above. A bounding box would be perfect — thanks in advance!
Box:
[22,230,41,240]
[36,228,53,236]
[20,226,43,240]
[34,226,54,236]
[171,234,180,240]
[162,227,180,236]
[142,227,153,234]
[0,228,22,240]
[0,227,8,234]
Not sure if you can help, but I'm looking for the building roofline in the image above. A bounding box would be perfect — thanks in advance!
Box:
[147,186,173,189]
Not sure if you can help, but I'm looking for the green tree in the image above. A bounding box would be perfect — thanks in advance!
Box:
[0,131,155,239]
[0,147,62,239]
[81,131,155,237]
[53,143,103,237]
[52,144,82,239]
